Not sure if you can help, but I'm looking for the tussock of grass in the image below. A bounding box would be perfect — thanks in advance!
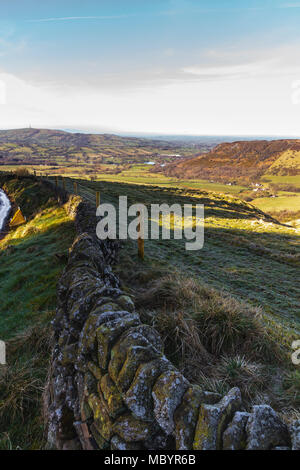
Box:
[0,360,44,422]
[132,272,296,410]
[281,370,300,407]
[8,323,53,357]
[193,359,272,403]
[0,324,52,450]
[136,274,283,363]
[214,355,270,400]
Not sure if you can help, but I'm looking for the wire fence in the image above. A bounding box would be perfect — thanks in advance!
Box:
[45,174,145,259]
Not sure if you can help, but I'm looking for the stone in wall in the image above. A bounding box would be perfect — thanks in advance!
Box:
[246,405,290,450]
[193,387,242,450]
[222,411,250,450]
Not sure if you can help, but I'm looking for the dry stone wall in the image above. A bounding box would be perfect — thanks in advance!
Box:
[45,194,300,451]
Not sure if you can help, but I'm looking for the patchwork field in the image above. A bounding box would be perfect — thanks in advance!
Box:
[1,131,300,227]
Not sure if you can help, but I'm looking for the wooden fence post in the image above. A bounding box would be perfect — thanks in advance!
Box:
[55,176,58,188]
[96,191,100,208]
[74,181,78,194]
[62,177,66,191]
[170,212,174,233]
[137,210,145,260]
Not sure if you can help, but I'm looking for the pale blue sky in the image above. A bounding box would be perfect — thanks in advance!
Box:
[1,0,300,134]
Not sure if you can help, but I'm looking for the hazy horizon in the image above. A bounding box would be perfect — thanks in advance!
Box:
[0,126,299,141]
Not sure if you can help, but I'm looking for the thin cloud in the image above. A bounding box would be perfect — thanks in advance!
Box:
[182,62,267,81]
[279,3,300,7]
[27,15,133,23]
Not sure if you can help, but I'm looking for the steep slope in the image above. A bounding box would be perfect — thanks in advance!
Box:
[268,149,300,174]
[0,175,75,449]
[164,139,300,182]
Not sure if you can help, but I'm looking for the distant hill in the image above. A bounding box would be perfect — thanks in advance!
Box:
[0,128,177,148]
[163,139,300,183]
[0,128,200,167]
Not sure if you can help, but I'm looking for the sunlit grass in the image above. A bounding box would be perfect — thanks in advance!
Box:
[0,178,75,449]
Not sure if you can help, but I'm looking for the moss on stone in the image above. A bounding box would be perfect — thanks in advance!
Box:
[116,295,135,313]
[152,369,189,436]
[125,358,171,422]
[96,314,140,370]
[84,371,98,395]
[89,422,110,449]
[108,325,163,385]
[110,435,142,450]
[174,385,204,450]
[88,392,113,440]
[87,361,102,381]
[113,413,155,442]
[117,344,160,393]
[193,406,212,450]
[193,388,242,450]
[100,374,125,419]
[80,397,93,422]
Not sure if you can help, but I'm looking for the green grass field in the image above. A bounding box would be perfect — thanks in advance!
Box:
[0,164,249,194]
[94,169,247,194]
[2,161,299,221]
[253,194,300,212]
[252,175,300,216]
[262,174,300,188]
[59,177,300,333]
[0,177,75,449]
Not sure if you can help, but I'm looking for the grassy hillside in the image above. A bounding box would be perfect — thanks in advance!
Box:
[0,128,201,169]
[156,139,300,221]
[163,139,300,184]
[0,172,299,448]
[56,176,299,416]
[0,128,187,147]
[56,178,299,333]
[253,193,300,213]
[0,176,75,449]
[269,150,300,173]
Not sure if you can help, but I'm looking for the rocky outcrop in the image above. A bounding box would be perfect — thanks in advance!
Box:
[45,193,299,451]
